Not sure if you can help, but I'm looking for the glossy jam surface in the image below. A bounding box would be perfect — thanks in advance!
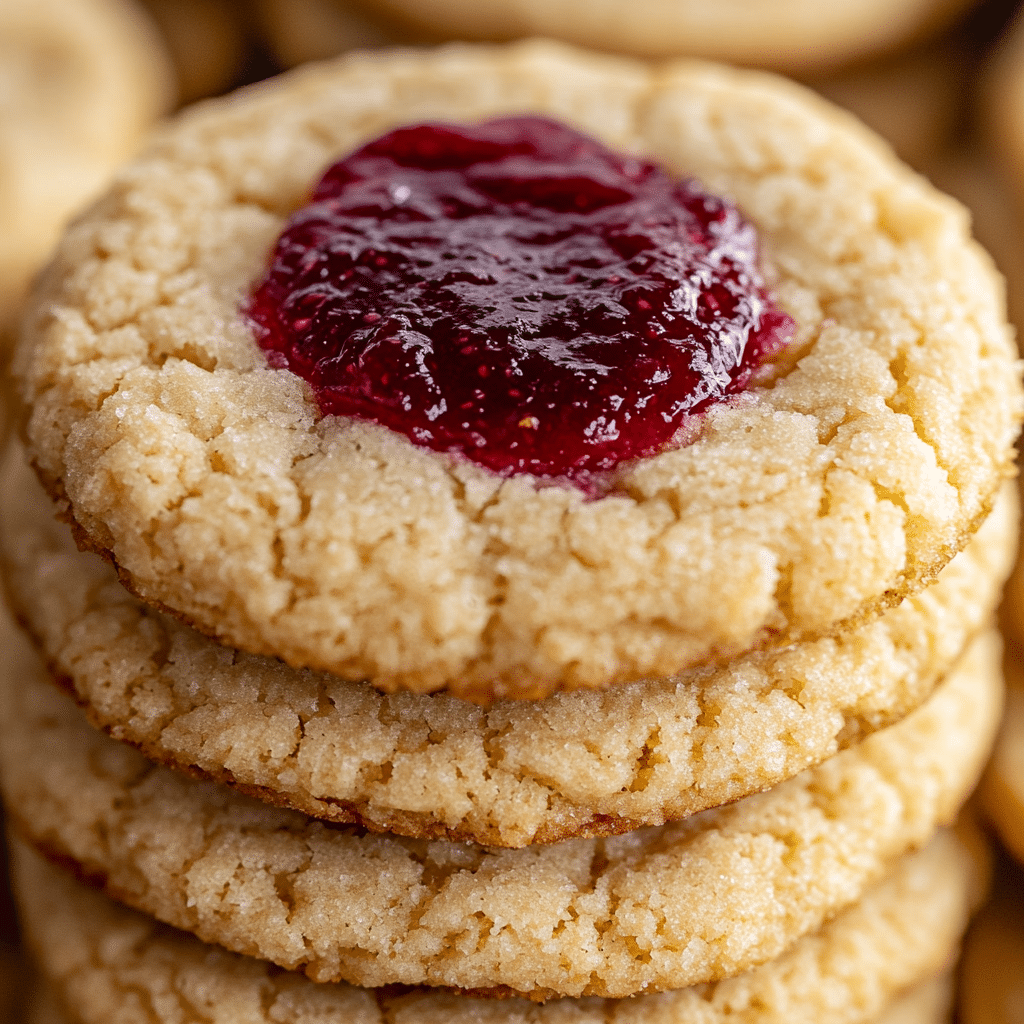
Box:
[247,117,793,482]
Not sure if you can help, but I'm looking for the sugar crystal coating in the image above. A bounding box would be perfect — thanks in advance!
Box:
[247,115,793,480]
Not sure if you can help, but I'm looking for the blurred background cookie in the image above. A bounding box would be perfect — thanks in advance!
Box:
[136,0,246,103]
[981,656,1024,861]
[811,38,968,172]
[253,0,405,68]
[0,0,173,343]
[875,976,953,1024]
[351,0,980,73]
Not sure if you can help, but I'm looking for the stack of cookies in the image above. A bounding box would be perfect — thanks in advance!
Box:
[1,39,1021,1024]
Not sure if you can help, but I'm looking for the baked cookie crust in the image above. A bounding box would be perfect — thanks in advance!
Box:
[0,607,1002,998]
[13,42,1022,699]
[1,441,1016,846]
[11,825,987,1024]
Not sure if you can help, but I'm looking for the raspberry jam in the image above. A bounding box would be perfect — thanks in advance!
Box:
[247,116,793,483]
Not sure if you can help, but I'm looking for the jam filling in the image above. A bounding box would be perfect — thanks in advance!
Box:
[247,116,793,482]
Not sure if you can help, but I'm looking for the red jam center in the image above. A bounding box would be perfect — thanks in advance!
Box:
[247,116,793,482]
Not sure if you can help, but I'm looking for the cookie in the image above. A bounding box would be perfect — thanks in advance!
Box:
[0,600,1002,998]
[931,151,1024,367]
[2,440,1016,847]
[0,0,173,338]
[20,974,957,1024]
[254,0,404,68]
[137,0,245,104]
[875,976,952,1024]
[352,0,977,74]
[10,824,987,1024]
[980,651,1024,861]
[811,38,966,173]
[13,42,1021,701]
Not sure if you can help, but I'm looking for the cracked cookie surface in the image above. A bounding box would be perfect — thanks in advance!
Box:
[13,41,1021,699]
[0,602,1002,998]
[11,824,987,1023]
[1,440,1016,846]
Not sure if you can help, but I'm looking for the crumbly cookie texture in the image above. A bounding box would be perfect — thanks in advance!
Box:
[980,654,1024,862]
[0,605,1002,999]
[357,0,973,74]
[2,442,1016,847]
[20,975,957,1024]
[0,0,173,336]
[14,42,1021,699]
[12,825,987,1024]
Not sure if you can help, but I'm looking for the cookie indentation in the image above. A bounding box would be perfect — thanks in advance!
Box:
[247,116,793,483]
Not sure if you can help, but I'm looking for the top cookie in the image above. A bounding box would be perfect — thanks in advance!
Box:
[13,41,1021,699]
